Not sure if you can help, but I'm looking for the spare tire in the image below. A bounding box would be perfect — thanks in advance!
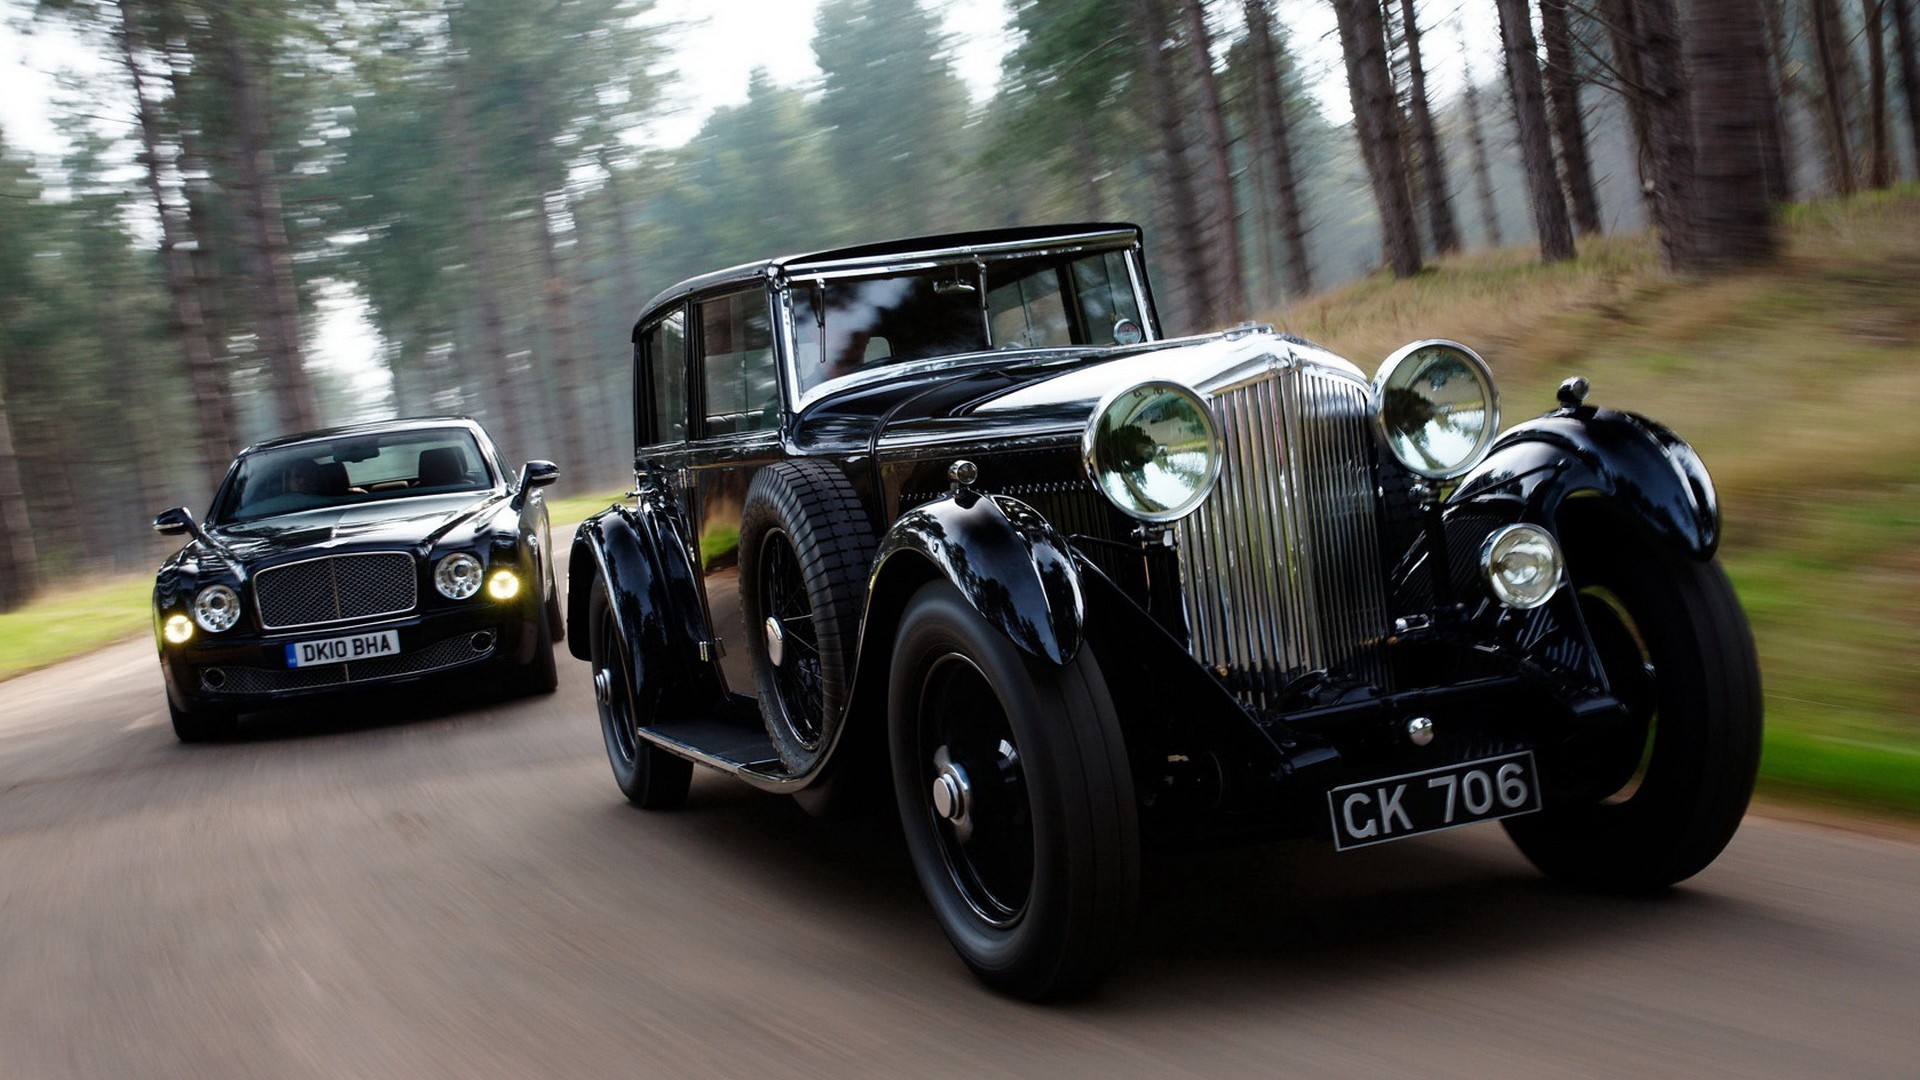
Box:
[738,461,876,773]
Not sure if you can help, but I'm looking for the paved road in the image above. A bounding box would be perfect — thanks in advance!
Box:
[3,574,1917,1077]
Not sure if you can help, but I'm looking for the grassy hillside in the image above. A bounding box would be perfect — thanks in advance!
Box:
[1279,189,1920,818]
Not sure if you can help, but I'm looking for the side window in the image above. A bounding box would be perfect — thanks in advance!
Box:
[699,290,778,436]
[642,309,687,446]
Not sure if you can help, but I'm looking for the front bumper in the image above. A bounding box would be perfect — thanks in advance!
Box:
[158,596,542,713]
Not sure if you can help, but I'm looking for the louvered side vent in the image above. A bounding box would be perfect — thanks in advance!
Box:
[1174,365,1392,708]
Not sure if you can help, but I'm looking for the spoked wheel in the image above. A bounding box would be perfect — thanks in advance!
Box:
[889,581,1137,1000]
[739,461,873,774]
[589,579,691,810]
[1503,513,1763,893]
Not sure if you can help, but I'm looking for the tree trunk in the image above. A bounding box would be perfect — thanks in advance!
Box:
[1496,0,1578,263]
[1462,61,1505,248]
[215,9,317,434]
[1176,0,1247,323]
[449,47,523,462]
[1685,0,1779,272]
[1540,0,1603,235]
[535,191,588,492]
[116,0,235,493]
[1599,0,1695,268]
[1864,0,1894,188]
[1330,0,1422,278]
[1397,0,1462,253]
[1892,0,1920,176]
[1244,0,1313,297]
[0,372,35,611]
[1759,0,1799,201]
[1810,0,1859,195]
[1134,0,1213,327]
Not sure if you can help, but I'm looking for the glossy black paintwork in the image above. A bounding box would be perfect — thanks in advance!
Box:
[151,418,555,714]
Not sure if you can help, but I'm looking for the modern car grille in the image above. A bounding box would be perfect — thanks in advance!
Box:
[253,552,418,630]
[205,631,495,695]
[1174,363,1392,708]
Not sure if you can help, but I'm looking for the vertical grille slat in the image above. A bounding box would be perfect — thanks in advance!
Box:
[254,552,419,630]
[1175,364,1391,708]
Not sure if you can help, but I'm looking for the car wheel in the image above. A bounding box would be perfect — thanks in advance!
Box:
[1503,512,1763,893]
[544,562,566,646]
[507,599,560,697]
[168,697,235,743]
[888,580,1138,1000]
[739,461,874,774]
[590,579,692,809]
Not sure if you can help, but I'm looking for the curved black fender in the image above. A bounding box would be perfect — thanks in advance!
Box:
[1452,405,1721,558]
[567,502,721,718]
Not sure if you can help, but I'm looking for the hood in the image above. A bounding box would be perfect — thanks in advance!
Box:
[202,492,507,564]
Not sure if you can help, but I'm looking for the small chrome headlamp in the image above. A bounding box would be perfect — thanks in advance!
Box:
[1480,524,1565,609]
[1082,381,1221,523]
[1372,340,1500,479]
[435,553,484,600]
[191,584,242,633]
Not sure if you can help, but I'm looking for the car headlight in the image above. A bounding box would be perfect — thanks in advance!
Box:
[486,569,521,600]
[163,613,195,644]
[1480,524,1564,609]
[1372,340,1500,479]
[191,584,241,633]
[1082,381,1221,523]
[435,553,483,599]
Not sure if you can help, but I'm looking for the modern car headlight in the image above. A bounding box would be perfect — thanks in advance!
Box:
[1372,340,1500,479]
[435,553,484,600]
[1082,381,1221,523]
[191,584,242,633]
[163,613,195,644]
[1480,524,1564,609]
[486,568,521,600]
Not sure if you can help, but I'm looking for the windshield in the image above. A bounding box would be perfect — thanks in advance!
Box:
[209,427,494,525]
[790,247,1146,396]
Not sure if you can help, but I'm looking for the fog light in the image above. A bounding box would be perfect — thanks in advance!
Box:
[1480,524,1564,609]
[486,569,521,600]
[163,613,195,644]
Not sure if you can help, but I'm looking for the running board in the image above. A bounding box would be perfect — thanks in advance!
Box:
[634,696,807,791]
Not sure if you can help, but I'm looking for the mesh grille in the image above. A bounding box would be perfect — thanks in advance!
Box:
[254,553,418,629]
[206,631,494,695]
[1174,364,1391,708]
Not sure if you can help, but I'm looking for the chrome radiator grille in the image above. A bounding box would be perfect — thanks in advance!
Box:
[254,552,418,630]
[1174,365,1392,707]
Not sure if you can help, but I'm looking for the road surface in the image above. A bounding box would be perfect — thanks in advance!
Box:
[2,570,1916,1077]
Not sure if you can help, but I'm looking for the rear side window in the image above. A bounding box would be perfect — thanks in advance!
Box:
[699,290,779,436]
[641,309,687,445]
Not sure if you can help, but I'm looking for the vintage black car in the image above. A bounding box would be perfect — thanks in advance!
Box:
[570,224,1762,999]
[153,417,563,742]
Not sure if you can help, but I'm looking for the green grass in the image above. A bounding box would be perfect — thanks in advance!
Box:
[0,577,155,682]
[546,488,628,529]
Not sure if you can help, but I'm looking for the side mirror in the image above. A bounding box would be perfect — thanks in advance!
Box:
[153,507,196,537]
[512,460,559,509]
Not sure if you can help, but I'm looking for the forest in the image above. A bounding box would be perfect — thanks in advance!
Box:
[0,0,1907,610]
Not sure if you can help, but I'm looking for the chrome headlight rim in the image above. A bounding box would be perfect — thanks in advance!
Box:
[1371,339,1501,481]
[434,552,484,600]
[1081,379,1223,524]
[191,584,242,633]
[1479,523,1565,610]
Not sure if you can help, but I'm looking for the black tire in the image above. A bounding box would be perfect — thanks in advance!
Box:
[544,560,566,646]
[738,461,874,773]
[168,697,235,743]
[589,579,692,809]
[506,601,559,697]
[888,580,1138,1000]
[1503,514,1763,893]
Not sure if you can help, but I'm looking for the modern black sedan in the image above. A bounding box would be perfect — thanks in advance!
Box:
[151,417,562,741]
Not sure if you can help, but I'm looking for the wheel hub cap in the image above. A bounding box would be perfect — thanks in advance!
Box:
[931,757,973,842]
[593,668,613,706]
[764,616,786,668]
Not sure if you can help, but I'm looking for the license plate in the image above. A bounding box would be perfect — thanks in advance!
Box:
[1328,751,1542,852]
[285,629,401,668]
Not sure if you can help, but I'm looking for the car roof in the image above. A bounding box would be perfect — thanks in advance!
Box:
[238,416,488,456]
[631,222,1145,338]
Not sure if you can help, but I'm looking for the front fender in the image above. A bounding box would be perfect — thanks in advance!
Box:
[1452,406,1721,558]
[568,504,720,717]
